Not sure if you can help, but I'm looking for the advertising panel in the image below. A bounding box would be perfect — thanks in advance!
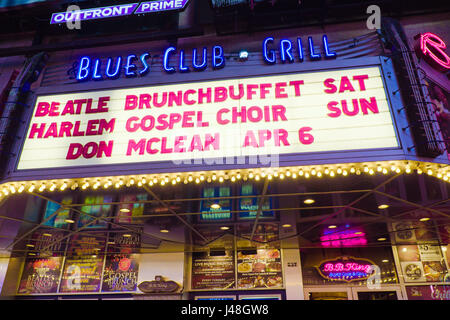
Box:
[17,66,398,171]
[59,234,106,293]
[101,233,140,292]
[191,250,235,290]
[17,257,63,294]
[237,249,283,289]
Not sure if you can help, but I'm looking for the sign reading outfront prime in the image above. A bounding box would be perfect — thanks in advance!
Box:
[17,66,398,170]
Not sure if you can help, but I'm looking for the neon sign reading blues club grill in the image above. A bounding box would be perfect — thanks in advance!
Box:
[75,35,337,81]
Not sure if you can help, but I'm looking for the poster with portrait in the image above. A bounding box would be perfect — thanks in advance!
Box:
[237,249,283,289]
[58,234,106,293]
[17,257,63,294]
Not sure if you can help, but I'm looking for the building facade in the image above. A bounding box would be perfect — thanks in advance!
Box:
[0,0,449,300]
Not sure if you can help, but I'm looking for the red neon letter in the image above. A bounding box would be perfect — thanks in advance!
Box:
[420,32,450,69]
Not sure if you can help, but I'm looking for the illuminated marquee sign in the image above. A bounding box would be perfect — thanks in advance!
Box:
[50,1,190,24]
[415,32,450,71]
[74,35,336,81]
[317,257,376,282]
[17,66,398,170]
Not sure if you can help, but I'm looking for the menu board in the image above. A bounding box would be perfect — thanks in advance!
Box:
[395,221,449,283]
[101,233,140,292]
[115,194,147,224]
[191,251,235,289]
[59,234,106,293]
[17,257,63,294]
[78,194,113,229]
[237,249,283,289]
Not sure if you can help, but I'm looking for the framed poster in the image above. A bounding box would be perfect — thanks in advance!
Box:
[17,257,63,294]
[59,234,106,293]
[237,249,283,289]
[101,232,140,292]
[101,254,139,292]
[191,250,235,290]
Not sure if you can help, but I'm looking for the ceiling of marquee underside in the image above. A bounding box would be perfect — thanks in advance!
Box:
[0,170,449,258]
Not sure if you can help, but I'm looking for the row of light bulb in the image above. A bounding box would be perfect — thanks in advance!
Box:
[0,161,448,200]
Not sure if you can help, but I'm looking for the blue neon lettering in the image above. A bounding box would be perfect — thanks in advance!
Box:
[139,53,150,75]
[105,56,122,79]
[163,46,176,73]
[262,37,276,64]
[297,37,304,61]
[308,37,321,60]
[76,56,91,81]
[179,49,190,72]
[212,45,225,69]
[323,35,337,59]
[280,39,294,63]
[192,47,207,71]
[124,54,137,77]
[92,59,102,80]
